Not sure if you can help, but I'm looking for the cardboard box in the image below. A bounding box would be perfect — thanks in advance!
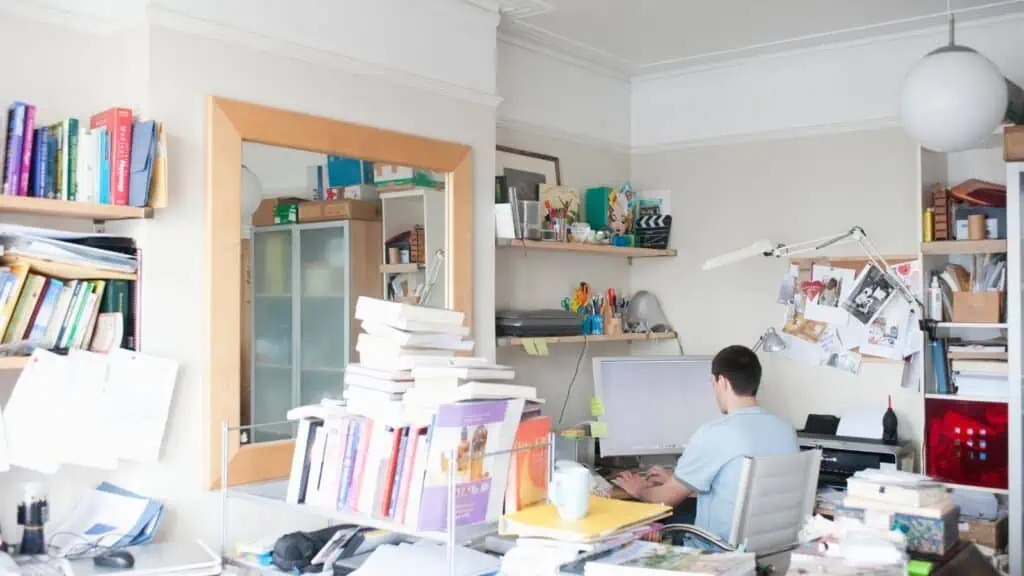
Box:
[1005,125,1024,162]
[835,504,960,555]
[252,197,303,227]
[298,199,380,223]
[325,184,379,202]
[959,516,1007,550]
[952,292,1003,324]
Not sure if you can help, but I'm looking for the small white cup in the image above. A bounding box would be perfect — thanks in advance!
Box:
[550,466,591,521]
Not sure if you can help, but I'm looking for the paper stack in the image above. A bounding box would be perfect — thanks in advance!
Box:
[951,359,1008,399]
[835,469,959,556]
[403,361,538,414]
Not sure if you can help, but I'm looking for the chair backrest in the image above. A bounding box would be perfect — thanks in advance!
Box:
[727,449,822,554]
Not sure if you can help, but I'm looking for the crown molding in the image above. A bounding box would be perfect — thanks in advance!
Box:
[0,0,137,34]
[631,117,902,155]
[498,20,634,79]
[497,117,631,153]
[460,0,500,13]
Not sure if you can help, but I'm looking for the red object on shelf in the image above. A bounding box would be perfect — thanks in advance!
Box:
[89,108,133,206]
[925,398,1008,490]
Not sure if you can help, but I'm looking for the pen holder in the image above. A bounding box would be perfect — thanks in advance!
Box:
[590,313,603,335]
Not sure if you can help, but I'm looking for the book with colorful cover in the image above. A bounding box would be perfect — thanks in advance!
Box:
[347,418,372,511]
[505,416,551,513]
[3,103,26,195]
[388,428,410,517]
[416,399,525,532]
[18,104,35,196]
[337,418,360,509]
[89,108,132,205]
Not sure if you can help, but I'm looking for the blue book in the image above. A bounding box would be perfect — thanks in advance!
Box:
[3,103,26,195]
[388,428,410,517]
[337,419,360,510]
[27,279,63,343]
[932,339,950,394]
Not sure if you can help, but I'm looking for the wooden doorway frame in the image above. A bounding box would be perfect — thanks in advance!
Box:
[206,96,473,488]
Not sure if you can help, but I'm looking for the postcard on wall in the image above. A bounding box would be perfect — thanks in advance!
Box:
[858,294,913,360]
[804,265,856,325]
[782,308,828,344]
[840,264,898,326]
[821,350,862,375]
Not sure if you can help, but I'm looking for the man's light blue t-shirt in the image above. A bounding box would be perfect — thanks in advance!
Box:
[673,406,798,542]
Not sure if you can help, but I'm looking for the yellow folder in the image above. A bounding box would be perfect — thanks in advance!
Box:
[499,496,671,543]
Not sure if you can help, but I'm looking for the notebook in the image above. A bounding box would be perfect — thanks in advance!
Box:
[499,496,671,543]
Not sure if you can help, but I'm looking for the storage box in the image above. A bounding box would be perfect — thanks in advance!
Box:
[835,504,960,555]
[959,516,1007,550]
[327,156,374,187]
[952,292,1003,324]
[252,197,303,227]
[325,184,379,202]
[297,199,379,223]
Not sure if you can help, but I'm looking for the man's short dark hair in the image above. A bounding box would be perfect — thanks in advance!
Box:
[711,345,762,397]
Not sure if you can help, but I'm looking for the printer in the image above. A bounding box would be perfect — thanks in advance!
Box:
[798,431,914,489]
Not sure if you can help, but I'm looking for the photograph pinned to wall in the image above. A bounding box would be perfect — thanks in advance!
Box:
[777,264,799,306]
[858,295,914,361]
[495,146,561,202]
[889,260,923,300]
[822,350,863,375]
[841,264,899,325]
[782,307,828,344]
[804,265,856,324]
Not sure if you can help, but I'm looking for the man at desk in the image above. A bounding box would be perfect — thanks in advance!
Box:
[613,345,798,542]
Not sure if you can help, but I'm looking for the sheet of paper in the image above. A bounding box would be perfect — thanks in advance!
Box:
[106,349,179,462]
[4,350,65,473]
[902,351,922,390]
[804,265,856,325]
[777,333,826,366]
[858,294,913,360]
[60,350,118,469]
[836,407,883,440]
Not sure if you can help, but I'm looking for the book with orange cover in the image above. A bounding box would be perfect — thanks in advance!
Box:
[504,416,550,513]
[499,496,671,543]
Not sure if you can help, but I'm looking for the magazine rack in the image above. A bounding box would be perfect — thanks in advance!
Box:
[219,420,561,575]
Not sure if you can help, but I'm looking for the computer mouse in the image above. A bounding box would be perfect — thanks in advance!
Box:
[93,549,135,569]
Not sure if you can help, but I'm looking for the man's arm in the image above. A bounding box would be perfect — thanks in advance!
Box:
[613,470,692,507]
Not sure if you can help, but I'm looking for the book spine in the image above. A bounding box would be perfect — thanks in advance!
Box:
[18,105,35,196]
[347,419,373,511]
[66,118,79,201]
[337,419,360,510]
[3,104,25,195]
[98,129,110,204]
[380,427,403,517]
[396,428,421,523]
[90,109,132,205]
[27,279,62,343]
[388,429,409,517]
[45,129,57,198]
[30,128,44,197]
[53,123,65,200]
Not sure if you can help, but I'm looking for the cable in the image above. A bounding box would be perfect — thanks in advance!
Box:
[557,335,589,427]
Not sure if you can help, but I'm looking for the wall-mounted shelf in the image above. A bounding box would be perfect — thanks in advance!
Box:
[0,356,31,370]
[935,322,1008,329]
[380,263,424,274]
[925,393,1008,404]
[496,239,676,258]
[947,351,1008,361]
[920,240,1007,255]
[0,195,153,221]
[497,332,677,347]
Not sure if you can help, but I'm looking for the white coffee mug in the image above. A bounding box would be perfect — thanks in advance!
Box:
[550,466,591,521]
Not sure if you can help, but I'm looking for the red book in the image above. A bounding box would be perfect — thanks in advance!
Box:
[89,108,133,205]
[380,427,404,517]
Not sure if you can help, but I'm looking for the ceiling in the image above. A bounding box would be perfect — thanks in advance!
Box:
[498,0,1024,75]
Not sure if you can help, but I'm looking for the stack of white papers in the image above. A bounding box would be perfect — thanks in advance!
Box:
[352,541,499,576]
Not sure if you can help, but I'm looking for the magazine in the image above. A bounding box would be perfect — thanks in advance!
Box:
[584,541,755,575]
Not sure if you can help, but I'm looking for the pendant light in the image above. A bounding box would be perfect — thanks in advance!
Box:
[901,5,1008,152]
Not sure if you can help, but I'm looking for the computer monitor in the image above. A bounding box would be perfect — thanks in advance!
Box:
[592,356,721,457]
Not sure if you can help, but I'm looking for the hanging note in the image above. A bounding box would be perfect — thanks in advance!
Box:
[589,422,608,438]
[521,339,538,356]
[590,397,605,418]
[535,339,549,356]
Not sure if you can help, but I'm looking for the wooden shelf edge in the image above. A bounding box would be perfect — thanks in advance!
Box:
[379,263,424,274]
[497,332,677,347]
[920,240,1007,255]
[935,322,1008,329]
[925,393,1008,404]
[496,239,676,258]
[0,195,153,220]
[0,356,30,370]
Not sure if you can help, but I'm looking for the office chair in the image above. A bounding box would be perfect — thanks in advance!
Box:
[660,449,822,574]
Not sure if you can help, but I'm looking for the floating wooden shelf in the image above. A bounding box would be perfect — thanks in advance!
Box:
[496,239,676,258]
[497,332,677,347]
[0,356,30,370]
[921,240,1007,255]
[0,195,152,220]
[935,322,1008,329]
[947,351,1008,361]
[379,263,424,274]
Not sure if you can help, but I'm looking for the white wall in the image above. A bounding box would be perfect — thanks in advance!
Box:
[0,0,500,548]
[497,38,631,150]
[632,15,1024,149]
[631,128,924,447]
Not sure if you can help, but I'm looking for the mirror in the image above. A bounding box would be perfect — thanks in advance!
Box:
[238,143,451,444]
[207,97,474,487]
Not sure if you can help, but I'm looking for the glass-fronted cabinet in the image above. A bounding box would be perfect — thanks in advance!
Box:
[249,219,380,443]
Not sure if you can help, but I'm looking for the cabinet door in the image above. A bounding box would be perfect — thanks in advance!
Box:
[251,228,295,443]
[298,223,349,406]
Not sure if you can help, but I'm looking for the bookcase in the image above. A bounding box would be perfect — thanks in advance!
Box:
[249,219,381,442]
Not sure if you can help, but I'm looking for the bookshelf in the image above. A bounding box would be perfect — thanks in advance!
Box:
[497,332,677,347]
[496,239,676,258]
[0,196,152,221]
[920,239,1007,255]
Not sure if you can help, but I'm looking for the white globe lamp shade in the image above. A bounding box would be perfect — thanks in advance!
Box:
[901,46,1007,153]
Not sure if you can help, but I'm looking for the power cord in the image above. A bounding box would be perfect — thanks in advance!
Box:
[557,335,589,427]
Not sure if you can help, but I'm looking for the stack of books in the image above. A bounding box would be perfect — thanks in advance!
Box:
[286,297,535,534]
[951,359,1008,399]
[835,470,959,556]
[3,101,161,207]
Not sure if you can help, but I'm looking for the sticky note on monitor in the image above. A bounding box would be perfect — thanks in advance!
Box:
[590,397,605,418]
[589,422,608,438]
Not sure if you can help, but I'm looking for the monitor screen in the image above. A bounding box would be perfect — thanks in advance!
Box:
[593,356,721,457]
